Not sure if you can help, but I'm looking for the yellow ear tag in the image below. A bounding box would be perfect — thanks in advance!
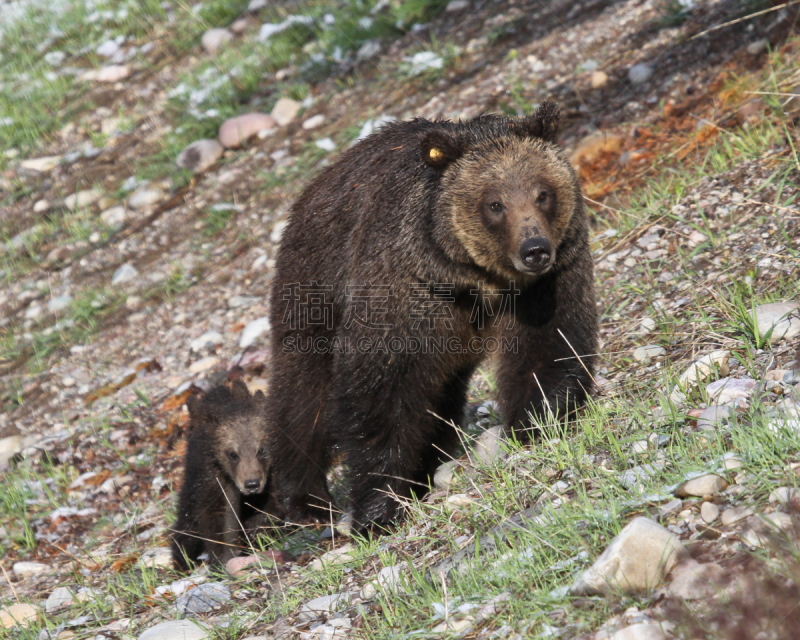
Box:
[429,147,444,162]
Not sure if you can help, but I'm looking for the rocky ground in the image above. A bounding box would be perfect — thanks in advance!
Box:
[2,0,800,638]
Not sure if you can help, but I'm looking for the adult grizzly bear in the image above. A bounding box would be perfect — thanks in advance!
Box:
[267,102,597,535]
[171,381,277,570]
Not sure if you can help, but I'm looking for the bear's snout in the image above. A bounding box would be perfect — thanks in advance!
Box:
[243,478,263,494]
[518,237,552,272]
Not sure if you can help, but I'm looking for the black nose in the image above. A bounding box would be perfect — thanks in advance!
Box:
[244,479,261,493]
[519,237,551,271]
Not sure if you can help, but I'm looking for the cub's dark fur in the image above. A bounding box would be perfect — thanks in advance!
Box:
[267,102,597,534]
[171,381,275,570]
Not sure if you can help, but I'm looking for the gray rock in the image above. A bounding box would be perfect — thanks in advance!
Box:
[175,582,231,615]
[755,302,800,343]
[675,474,728,498]
[697,404,736,431]
[190,331,224,352]
[747,39,768,55]
[138,547,172,569]
[298,592,351,622]
[228,295,256,308]
[100,206,127,226]
[302,114,325,130]
[20,156,61,173]
[361,562,407,599]
[356,39,382,61]
[720,506,753,526]
[240,316,270,348]
[47,294,72,313]
[619,464,660,490]
[628,63,653,85]
[570,517,687,595]
[632,344,665,363]
[176,139,223,173]
[471,426,507,464]
[315,137,336,152]
[96,65,130,82]
[139,620,210,640]
[219,113,275,148]
[111,263,139,286]
[706,377,755,404]
[433,461,458,489]
[45,587,76,613]
[446,0,469,9]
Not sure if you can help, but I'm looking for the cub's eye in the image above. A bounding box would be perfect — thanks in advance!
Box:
[536,191,549,204]
[257,446,267,457]
[227,451,240,462]
[489,202,504,213]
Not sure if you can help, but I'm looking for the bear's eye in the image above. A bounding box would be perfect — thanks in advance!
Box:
[227,451,240,462]
[536,191,549,204]
[489,202,504,213]
[257,446,267,457]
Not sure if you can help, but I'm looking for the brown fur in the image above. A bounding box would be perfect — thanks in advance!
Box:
[266,103,598,534]
[171,381,277,570]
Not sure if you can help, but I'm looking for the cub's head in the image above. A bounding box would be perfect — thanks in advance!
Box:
[187,380,270,496]
[421,102,582,280]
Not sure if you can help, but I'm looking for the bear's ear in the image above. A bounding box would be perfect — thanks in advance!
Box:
[187,392,212,424]
[420,130,462,169]
[519,101,561,143]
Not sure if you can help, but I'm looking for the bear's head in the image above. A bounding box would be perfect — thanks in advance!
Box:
[421,102,581,281]
[188,381,271,496]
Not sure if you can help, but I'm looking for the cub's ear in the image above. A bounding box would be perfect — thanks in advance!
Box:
[186,392,211,424]
[420,130,462,169]
[519,101,561,143]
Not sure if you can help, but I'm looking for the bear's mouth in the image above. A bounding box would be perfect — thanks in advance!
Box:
[510,254,553,275]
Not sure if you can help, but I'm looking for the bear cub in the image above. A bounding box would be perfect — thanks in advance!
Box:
[171,380,275,570]
[267,102,598,535]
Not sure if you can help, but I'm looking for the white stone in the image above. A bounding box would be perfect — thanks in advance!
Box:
[668,559,724,600]
[97,40,121,58]
[696,404,736,431]
[356,39,382,61]
[670,350,730,402]
[446,0,469,10]
[446,493,474,506]
[101,206,127,226]
[570,517,686,595]
[64,188,102,210]
[240,316,270,348]
[433,461,458,489]
[700,501,719,523]
[755,302,800,343]
[47,294,72,313]
[315,137,336,152]
[360,562,407,599]
[769,486,800,507]
[270,219,288,243]
[591,70,608,89]
[302,114,325,130]
[33,199,50,212]
[128,188,164,210]
[310,544,354,570]
[96,65,130,82]
[138,620,210,640]
[191,330,224,352]
[356,115,397,141]
[706,377,755,404]
[406,51,443,75]
[747,39,768,55]
[632,344,665,363]
[189,356,219,374]
[270,98,302,126]
[675,474,728,498]
[202,28,233,53]
[471,425,507,464]
[20,155,61,172]
[610,623,667,640]
[298,592,351,622]
[111,263,139,285]
[13,561,48,580]
[138,547,172,569]
[176,139,224,173]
